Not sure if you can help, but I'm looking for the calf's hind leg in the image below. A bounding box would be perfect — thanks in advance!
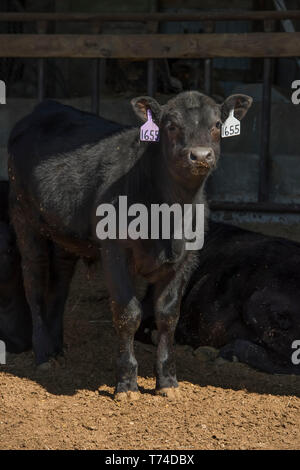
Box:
[12,219,54,365]
[11,207,77,366]
[46,243,78,360]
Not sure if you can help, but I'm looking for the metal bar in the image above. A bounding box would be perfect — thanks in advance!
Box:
[36,21,47,102]
[90,21,102,115]
[210,201,300,214]
[1,33,300,58]
[147,59,155,96]
[2,11,300,22]
[258,21,274,202]
[203,22,215,96]
[99,58,106,93]
[258,57,272,201]
[146,0,158,98]
[91,58,99,114]
[37,58,45,101]
[204,58,212,95]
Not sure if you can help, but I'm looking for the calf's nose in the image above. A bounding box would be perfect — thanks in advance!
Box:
[189,147,214,165]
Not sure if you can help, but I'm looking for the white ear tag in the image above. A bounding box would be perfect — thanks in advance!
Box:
[221,109,240,138]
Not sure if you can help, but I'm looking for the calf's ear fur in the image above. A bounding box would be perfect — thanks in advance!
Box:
[221,94,253,122]
[131,96,162,123]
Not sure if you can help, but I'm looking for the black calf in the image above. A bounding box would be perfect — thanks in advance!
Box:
[8,94,252,396]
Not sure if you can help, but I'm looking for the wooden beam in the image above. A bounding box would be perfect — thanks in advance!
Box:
[0,33,299,58]
[2,11,300,22]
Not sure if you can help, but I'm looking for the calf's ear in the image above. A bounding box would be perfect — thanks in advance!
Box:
[131,96,162,123]
[221,94,253,121]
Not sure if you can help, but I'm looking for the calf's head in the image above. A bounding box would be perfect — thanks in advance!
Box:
[132,91,252,186]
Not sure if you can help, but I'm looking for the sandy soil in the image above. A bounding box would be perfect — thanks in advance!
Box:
[0,259,299,450]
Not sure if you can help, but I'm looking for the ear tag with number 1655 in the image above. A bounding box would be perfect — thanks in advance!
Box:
[140,109,160,142]
[221,109,240,138]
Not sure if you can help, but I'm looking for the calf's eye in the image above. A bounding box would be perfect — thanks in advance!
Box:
[215,121,222,129]
[168,125,177,132]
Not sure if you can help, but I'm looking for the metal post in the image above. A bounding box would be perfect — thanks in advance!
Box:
[204,59,212,96]
[204,22,214,96]
[37,21,47,101]
[147,0,158,97]
[91,58,100,115]
[91,21,103,115]
[37,58,45,102]
[203,21,215,200]
[258,20,275,202]
[147,59,156,96]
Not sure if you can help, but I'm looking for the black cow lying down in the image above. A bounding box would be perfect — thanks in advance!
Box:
[0,181,31,353]
[137,221,300,375]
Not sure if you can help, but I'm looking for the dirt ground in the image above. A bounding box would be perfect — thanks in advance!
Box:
[1,246,300,450]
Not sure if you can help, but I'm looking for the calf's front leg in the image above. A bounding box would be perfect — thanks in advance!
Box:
[102,242,142,400]
[154,272,185,398]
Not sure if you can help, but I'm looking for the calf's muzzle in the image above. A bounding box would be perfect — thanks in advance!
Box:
[188,147,215,169]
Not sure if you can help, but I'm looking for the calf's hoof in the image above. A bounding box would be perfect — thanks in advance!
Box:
[55,354,66,368]
[36,361,53,372]
[114,390,140,402]
[156,387,181,400]
[36,354,65,372]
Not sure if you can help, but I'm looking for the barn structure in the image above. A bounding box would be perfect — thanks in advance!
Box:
[0,0,300,232]
[0,1,300,452]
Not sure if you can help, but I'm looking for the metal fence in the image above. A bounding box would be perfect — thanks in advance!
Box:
[1,10,300,213]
